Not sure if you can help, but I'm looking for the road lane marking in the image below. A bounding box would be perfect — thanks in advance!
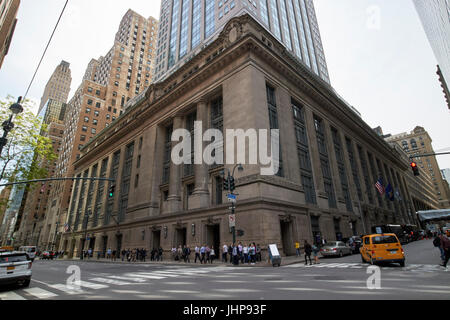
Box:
[78,281,109,289]
[124,273,166,280]
[0,292,26,300]
[89,278,133,286]
[106,275,147,283]
[24,287,58,299]
[48,284,85,295]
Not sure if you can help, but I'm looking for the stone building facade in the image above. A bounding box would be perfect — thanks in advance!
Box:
[62,15,421,259]
[0,0,20,69]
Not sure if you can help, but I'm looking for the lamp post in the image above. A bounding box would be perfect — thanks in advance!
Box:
[0,97,24,157]
[221,164,244,245]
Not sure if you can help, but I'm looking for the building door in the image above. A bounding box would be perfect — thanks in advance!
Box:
[280,220,294,256]
[152,230,161,249]
[311,216,322,245]
[89,237,96,252]
[206,224,221,255]
[175,228,187,248]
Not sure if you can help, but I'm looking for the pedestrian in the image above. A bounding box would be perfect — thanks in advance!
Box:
[210,246,215,264]
[206,245,211,264]
[249,243,256,265]
[312,243,320,265]
[232,243,239,265]
[172,247,177,261]
[142,249,147,262]
[243,244,249,264]
[295,241,301,257]
[177,245,183,262]
[434,234,445,262]
[194,245,201,263]
[88,248,92,259]
[184,245,191,263]
[158,247,163,261]
[228,244,233,264]
[121,249,126,262]
[222,244,228,263]
[256,244,261,262]
[112,250,117,261]
[439,234,450,270]
[107,248,112,260]
[238,242,243,263]
[200,245,206,264]
[304,241,313,266]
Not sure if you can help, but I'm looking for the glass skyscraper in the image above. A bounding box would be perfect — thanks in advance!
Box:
[413,0,450,109]
[154,0,330,84]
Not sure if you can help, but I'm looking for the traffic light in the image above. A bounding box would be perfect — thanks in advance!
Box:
[108,184,116,198]
[230,177,236,192]
[223,178,229,191]
[411,162,420,176]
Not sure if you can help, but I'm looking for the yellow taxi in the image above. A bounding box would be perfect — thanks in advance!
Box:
[360,234,405,267]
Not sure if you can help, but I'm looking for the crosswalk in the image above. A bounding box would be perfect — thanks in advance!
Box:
[0,266,233,300]
[284,262,448,273]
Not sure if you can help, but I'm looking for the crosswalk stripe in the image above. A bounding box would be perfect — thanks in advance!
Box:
[24,287,58,299]
[125,273,166,280]
[0,291,26,300]
[90,278,133,286]
[78,281,109,289]
[48,284,85,295]
[106,275,147,282]
[146,272,180,278]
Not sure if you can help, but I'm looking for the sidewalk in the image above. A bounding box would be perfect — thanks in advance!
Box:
[46,255,305,268]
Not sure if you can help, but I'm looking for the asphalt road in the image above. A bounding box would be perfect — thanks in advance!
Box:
[0,239,448,300]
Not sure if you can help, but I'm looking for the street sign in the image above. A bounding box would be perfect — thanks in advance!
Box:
[229,215,236,228]
[227,194,237,203]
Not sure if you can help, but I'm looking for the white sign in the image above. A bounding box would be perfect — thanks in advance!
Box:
[269,244,280,257]
[229,215,236,228]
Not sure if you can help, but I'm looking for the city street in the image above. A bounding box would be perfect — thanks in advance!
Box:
[0,239,448,300]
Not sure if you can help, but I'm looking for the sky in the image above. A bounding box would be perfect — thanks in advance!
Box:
[0,0,449,170]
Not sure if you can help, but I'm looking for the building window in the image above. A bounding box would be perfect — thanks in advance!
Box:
[205,0,216,38]
[191,0,202,49]
[267,85,283,177]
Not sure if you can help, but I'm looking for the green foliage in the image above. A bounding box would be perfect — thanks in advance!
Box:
[0,96,57,188]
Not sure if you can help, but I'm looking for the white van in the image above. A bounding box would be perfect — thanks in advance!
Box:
[19,246,37,262]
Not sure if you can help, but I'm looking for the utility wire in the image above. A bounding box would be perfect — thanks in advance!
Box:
[22,0,69,102]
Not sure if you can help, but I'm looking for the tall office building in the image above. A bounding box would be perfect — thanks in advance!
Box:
[16,10,159,250]
[38,61,72,114]
[0,0,20,69]
[413,0,450,110]
[386,126,450,209]
[153,0,330,84]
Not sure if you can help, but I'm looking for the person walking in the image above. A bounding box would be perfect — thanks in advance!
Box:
[206,245,211,264]
[107,248,112,260]
[228,244,233,264]
[232,243,239,266]
[185,246,191,263]
[295,241,301,257]
[439,233,450,270]
[222,244,228,263]
[158,247,163,261]
[177,245,183,263]
[434,234,445,263]
[312,243,320,265]
[200,245,206,264]
[238,243,243,264]
[210,246,215,264]
[304,241,313,266]
[121,249,126,262]
[194,246,201,263]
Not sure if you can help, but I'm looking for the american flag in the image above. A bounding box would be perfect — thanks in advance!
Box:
[375,178,385,195]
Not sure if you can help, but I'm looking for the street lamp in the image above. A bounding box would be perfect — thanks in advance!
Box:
[221,164,244,245]
[0,97,24,157]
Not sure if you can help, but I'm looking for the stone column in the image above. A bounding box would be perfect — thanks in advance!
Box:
[167,116,184,213]
[191,99,210,209]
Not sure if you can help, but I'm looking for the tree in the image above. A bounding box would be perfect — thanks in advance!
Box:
[0,95,57,188]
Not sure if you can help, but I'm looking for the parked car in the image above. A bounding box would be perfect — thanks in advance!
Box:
[346,236,362,254]
[360,233,405,267]
[19,246,37,262]
[320,241,352,258]
[0,251,32,287]
[41,251,55,260]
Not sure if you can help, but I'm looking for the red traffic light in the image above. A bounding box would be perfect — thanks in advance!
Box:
[411,162,420,176]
